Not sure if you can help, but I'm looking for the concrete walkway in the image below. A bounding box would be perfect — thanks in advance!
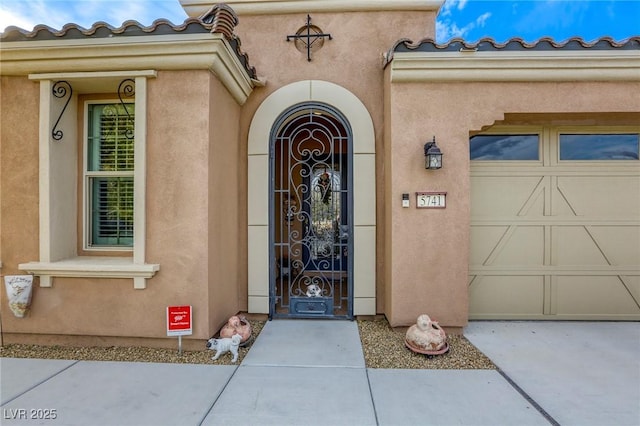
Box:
[1,320,638,426]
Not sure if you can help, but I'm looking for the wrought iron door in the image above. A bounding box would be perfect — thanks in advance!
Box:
[270,103,353,319]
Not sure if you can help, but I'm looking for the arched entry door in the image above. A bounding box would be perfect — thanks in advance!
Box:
[270,102,353,318]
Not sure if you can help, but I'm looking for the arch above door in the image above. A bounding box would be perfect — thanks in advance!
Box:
[248,80,376,315]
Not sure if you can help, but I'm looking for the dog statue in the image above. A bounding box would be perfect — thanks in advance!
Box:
[206,334,242,363]
[306,284,323,297]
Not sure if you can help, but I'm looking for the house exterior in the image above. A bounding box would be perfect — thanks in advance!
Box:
[1,0,638,349]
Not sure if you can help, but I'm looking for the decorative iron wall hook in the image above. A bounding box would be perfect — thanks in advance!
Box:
[51,81,72,141]
[118,79,135,139]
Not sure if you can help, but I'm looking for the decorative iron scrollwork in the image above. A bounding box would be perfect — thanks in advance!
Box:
[117,79,135,139]
[286,15,332,61]
[51,81,72,141]
[272,103,352,319]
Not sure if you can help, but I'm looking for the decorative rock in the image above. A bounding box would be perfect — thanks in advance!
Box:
[219,315,252,343]
[405,314,448,354]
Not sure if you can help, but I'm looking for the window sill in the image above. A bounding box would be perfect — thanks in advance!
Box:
[19,257,160,289]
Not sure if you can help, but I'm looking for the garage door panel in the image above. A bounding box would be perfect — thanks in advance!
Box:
[471,176,544,216]
[557,176,640,217]
[492,226,544,266]
[555,226,611,266]
[621,276,640,307]
[587,227,640,265]
[470,128,639,320]
[469,226,509,265]
[471,226,545,266]
[553,189,579,216]
[469,276,544,317]
[556,276,640,316]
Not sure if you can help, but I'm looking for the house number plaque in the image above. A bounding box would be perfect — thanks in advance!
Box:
[416,192,446,209]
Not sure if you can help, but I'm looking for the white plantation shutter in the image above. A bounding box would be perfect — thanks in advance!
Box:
[91,177,134,243]
[87,103,134,247]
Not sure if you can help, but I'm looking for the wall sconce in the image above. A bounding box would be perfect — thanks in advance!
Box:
[424,136,443,170]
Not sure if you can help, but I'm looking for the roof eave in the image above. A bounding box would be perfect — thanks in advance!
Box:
[388,49,640,83]
[1,33,255,105]
[180,0,445,16]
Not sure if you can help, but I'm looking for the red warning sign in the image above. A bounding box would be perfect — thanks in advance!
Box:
[167,305,192,336]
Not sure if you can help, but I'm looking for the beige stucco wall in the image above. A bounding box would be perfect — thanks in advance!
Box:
[207,73,244,323]
[384,77,640,327]
[0,70,243,346]
[0,76,40,313]
[146,70,208,339]
[233,10,437,313]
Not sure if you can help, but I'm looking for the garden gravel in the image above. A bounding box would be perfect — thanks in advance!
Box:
[358,317,495,369]
[1,318,495,369]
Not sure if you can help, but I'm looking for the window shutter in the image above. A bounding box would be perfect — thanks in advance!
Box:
[87,103,135,247]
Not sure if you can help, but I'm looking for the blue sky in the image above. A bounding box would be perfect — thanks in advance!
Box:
[1,0,638,43]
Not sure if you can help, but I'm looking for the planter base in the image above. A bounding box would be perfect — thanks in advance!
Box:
[405,339,449,356]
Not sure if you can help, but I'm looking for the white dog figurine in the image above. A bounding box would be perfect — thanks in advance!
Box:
[306,284,323,297]
[206,334,242,363]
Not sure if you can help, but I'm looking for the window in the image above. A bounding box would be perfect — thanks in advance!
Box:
[559,134,639,160]
[86,103,134,248]
[20,72,158,289]
[470,134,539,160]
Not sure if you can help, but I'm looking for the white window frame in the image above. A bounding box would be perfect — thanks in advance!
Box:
[19,71,159,289]
[83,100,135,251]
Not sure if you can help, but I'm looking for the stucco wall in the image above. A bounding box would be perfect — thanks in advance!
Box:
[0,76,40,318]
[234,10,437,313]
[384,78,640,327]
[0,70,243,345]
[207,73,243,330]
[146,70,211,339]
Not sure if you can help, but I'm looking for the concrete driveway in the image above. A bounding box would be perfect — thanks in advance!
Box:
[465,321,640,426]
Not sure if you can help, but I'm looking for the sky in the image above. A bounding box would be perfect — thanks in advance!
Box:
[0,0,638,43]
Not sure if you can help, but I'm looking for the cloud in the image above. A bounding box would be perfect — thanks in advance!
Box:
[0,0,187,32]
[456,0,468,11]
[439,0,468,17]
[104,3,149,25]
[437,8,492,42]
[513,0,590,38]
[0,7,36,30]
[476,12,490,27]
[1,0,75,31]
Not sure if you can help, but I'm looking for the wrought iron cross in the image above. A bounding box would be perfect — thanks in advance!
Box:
[286,15,332,61]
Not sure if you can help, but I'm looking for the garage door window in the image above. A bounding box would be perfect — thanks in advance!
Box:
[559,134,639,160]
[470,134,539,160]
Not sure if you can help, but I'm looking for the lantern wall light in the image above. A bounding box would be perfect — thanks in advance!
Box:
[424,137,443,169]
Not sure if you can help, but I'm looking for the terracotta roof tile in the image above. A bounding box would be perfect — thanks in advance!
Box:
[1,13,256,79]
[383,36,640,68]
[200,3,238,39]
[388,36,640,58]
[1,18,208,41]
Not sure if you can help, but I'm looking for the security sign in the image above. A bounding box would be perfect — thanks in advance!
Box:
[167,305,192,336]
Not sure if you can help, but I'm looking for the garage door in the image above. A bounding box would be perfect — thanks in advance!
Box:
[469,126,640,319]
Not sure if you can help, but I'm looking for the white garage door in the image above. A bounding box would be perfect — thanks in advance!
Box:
[469,126,640,320]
